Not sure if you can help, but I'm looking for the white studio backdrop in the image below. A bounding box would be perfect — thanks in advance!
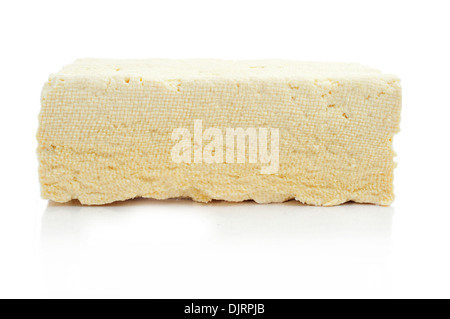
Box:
[0,0,449,298]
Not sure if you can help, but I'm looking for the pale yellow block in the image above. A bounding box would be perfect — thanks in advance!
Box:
[37,59,401,206]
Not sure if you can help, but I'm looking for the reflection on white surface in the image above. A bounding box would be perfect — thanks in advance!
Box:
[39,200,394,298]
[41,199,393,243]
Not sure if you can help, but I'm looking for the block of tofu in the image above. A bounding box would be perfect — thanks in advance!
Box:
[37,59,401,206]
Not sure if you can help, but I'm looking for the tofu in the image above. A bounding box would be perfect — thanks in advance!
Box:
[37,59,402,206]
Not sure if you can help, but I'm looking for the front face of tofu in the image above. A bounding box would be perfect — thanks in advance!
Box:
[37,60,401,206]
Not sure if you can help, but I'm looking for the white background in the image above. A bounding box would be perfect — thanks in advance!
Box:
[0,0,449,299]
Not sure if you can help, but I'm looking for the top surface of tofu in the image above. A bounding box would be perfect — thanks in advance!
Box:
[55,59,391,80]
